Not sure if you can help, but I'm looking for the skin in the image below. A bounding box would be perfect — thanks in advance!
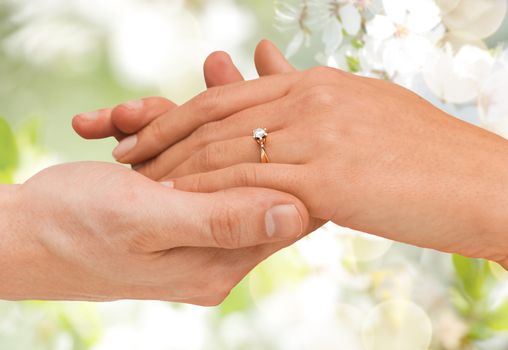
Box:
[76,40,508,268]
[0,40,308,304]
[0,162,308,303]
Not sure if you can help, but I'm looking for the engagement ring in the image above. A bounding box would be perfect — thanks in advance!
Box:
[253,128,270,163]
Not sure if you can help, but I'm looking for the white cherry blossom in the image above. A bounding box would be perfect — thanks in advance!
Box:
[364,0,443,77]
[478,53,508,139]
[276,0,366,57]
[423,44,494,104]
[317,1,362,54]
[275,0,313,57]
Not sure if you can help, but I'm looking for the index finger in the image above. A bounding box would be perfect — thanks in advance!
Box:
[112,71,302,164]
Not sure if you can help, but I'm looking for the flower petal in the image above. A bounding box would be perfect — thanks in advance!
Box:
[405,0,442,34]
[322,19,344,55]
[479,67,508,138]
[366,15,396,40]
[453,45,494,84]
[382,35,433,76]
[444,0,507,40]
[382,0,407,24]
[422,46,479,104]
[339,4,361,36]
[285,31,305,58]
[478,54,508,128]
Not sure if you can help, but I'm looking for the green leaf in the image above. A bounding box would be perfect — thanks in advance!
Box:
[0,117,18,183]
[485,299,508,331]
[346,55,361,73]
[351,38,364,49]
[452,254,491,301]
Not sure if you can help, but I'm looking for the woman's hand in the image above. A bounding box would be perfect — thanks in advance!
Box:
[0,162,308,304]
[104,63,508,266]
[72,40,293,145]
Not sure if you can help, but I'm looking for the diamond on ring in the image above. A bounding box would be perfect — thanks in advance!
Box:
[253,128,268,142]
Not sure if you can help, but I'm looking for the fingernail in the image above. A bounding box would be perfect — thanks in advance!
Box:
[77,111,99,120]
[265,204,303,239]
[122,99,143,111]
[160,181,174,188]
[112,134,137,160]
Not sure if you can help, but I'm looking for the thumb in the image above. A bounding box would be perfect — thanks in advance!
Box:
[255,39,297,76]
[141,184,308,250]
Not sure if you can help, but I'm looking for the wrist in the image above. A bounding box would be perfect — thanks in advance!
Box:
[0,184,48,300]
[0,184,24,246]
[473,138,508,266]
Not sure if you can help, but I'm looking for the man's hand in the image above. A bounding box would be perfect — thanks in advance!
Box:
[0,162,307,304]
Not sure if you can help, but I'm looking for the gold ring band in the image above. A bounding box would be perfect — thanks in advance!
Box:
[253,128,270,163]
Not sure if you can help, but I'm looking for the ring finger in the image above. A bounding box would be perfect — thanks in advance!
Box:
[136,99,291,180]
[164,130,312,180]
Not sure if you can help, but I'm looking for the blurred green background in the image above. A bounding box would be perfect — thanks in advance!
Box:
[3,1,508,350]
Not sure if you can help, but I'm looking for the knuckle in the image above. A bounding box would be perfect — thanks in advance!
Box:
[149,118,168,143]
[193,86,224,115]
[300,84,340,108]
[191,122,216,147]
[191,173,205,192]
[196,145,213,171]
[180,173,209,193]
[208,202,241,249]
[197,144,217,171]
[234,165,257,186]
